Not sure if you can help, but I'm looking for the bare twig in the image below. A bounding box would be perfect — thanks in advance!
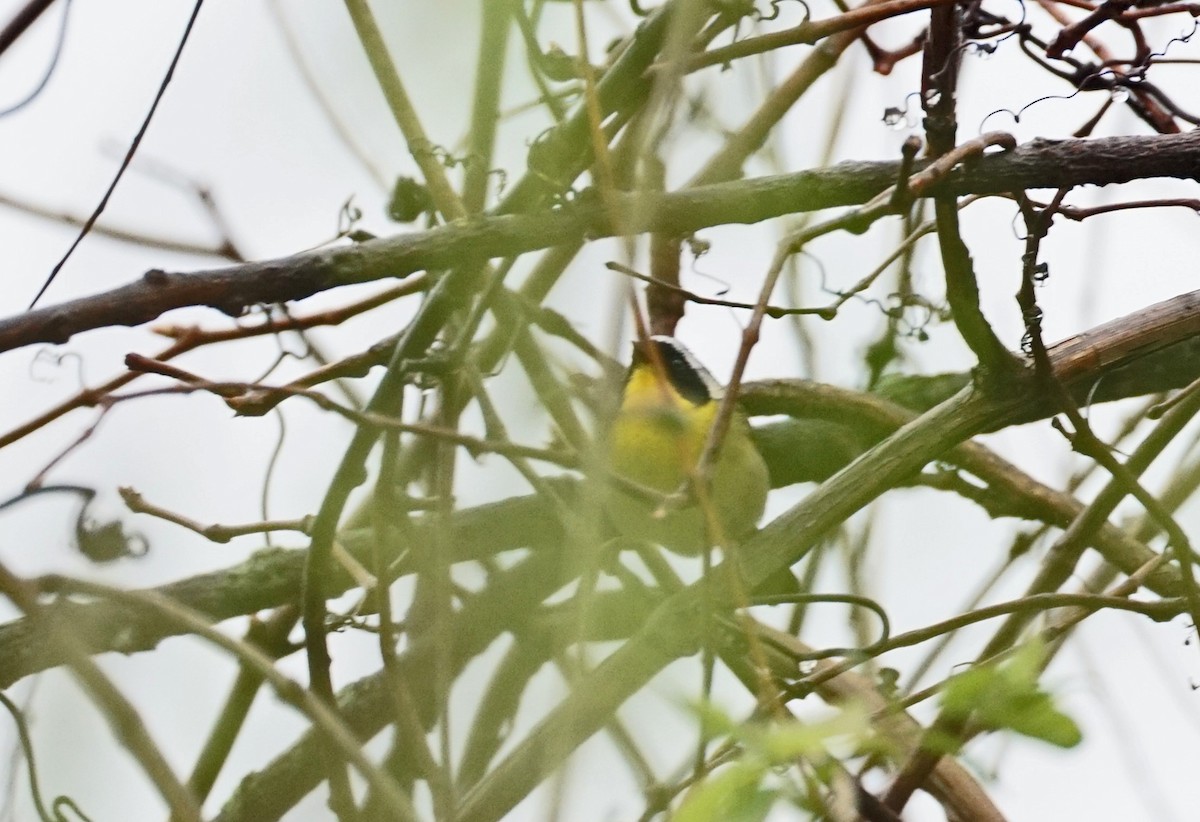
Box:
[0,190,241,260]
[40,575,420,822]
[0,0,55,59]
[686,0,955,71]
[606,261,829,317]
[0,562,202,822]
[101,374,579,467]
[28,0,207,308]
[0,279,425,451]
[118,486,313,544]
[184,607,298,804]
[342,0,466,221]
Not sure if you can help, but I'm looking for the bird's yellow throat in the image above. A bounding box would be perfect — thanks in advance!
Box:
[607,366,717,494]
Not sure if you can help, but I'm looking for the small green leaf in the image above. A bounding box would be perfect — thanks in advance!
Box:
[686,700,739,742]
[941,639,1082,749]
[753,706,872,763]
[673,763,774,822]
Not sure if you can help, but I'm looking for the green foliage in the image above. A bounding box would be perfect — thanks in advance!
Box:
[673,765,776,822]
[674,702,875,822]
[939,639,1083,749]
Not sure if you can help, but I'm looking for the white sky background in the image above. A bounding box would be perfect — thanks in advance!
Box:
[0,0,1198,820]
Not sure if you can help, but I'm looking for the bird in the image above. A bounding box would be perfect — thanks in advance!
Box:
[601,335,770,555]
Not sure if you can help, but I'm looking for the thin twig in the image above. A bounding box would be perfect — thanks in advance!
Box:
[0,0,56,59]
[0,562,202,822]
[28,0,206,308]
[184,607,298,805]
[606,261,830,317]
[342,0,466,221]
[104,372,580,467]
[0,190,240,260]
[40,576,420,822]
[687,0,955,71]
[118,486,313,544]
[0,279,425,451]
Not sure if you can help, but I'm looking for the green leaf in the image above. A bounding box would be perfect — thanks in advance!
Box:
[685,700,739,742]
[673,763,774,822]
[941,639,1082,749]
[683,701,877,763]
[753,705,872,763]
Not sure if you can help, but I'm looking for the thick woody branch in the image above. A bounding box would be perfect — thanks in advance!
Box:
[1,131,1199,354]
[0,488,565,690]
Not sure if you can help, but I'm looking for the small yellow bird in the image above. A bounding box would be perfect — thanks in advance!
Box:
[602,335,770,555]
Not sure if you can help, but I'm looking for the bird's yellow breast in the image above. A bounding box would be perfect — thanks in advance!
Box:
[601,339,770,554]
[606,367,716,492]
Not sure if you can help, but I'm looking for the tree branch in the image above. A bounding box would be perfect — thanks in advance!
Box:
[1,131,1198,354]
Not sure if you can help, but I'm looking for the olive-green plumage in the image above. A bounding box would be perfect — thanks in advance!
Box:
[603,336,770,555]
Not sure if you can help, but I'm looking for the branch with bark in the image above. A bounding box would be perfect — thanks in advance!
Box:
[1,131,1198,355]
